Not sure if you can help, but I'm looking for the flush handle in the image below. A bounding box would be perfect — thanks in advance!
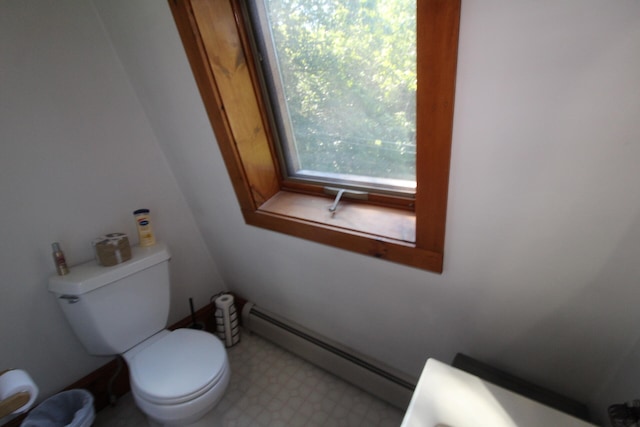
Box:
[59,295,80,304]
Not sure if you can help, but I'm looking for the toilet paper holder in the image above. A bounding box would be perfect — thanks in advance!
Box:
[0,369,36,419]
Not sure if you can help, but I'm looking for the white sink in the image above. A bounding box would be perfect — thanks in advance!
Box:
[401,359,598,427]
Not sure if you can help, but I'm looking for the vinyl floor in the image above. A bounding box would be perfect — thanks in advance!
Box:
[93,330,404,427]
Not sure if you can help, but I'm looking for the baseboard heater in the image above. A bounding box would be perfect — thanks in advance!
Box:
[241,302,416,410]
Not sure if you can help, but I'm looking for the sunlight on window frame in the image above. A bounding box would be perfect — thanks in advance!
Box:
[169,0,460,273]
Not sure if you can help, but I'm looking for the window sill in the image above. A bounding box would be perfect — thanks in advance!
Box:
[242,191,443,272]
[168,0,459,274]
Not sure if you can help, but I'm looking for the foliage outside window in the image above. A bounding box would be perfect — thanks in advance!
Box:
[249,0,417,194]
[169,0,460,273]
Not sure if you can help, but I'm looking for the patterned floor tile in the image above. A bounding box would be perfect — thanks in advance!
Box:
[94,331,404,426]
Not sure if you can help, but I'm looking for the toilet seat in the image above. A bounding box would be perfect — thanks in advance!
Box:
[126,329,228,405]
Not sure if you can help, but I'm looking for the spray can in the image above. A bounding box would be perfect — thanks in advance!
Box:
[133,209,156,247]
[51,242,69,275]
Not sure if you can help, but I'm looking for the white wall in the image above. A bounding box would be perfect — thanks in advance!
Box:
[93,0,640,422]
[2,0,639,424]
[0,0,225,419]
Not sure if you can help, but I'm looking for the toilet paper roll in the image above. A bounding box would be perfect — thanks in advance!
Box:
[214,294,240,348]
[0,369,39,415]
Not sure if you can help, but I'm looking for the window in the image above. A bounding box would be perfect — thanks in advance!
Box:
[247,1,417,197]
[169,0,460,273]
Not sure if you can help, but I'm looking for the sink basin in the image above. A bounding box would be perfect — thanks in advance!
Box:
[401,359,598,427]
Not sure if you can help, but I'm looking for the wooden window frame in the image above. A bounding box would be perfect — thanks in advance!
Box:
[169,0,460,273]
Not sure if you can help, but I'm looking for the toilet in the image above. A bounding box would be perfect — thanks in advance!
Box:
[48,242,230,427]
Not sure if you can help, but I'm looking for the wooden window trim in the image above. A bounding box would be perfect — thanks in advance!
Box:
[169,0,460,273]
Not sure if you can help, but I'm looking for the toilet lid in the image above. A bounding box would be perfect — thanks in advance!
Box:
[129,329,228,405]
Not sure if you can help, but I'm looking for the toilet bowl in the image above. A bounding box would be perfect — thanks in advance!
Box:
[48,242,231,427]
[124,329,231,426]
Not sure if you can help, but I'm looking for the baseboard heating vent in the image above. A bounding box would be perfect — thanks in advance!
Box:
[241,302,416,410]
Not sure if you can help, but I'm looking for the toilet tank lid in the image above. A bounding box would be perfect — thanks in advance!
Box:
[48,242,171,296]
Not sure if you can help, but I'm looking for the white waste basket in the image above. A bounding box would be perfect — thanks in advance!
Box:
[21,389,95,427]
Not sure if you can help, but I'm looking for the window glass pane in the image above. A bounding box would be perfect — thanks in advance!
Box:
[252,0,416,193]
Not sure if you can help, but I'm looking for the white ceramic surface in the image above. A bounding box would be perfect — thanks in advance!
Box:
[401,359,597,427]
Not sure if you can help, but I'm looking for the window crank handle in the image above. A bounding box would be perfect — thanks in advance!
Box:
[328,189,346,214]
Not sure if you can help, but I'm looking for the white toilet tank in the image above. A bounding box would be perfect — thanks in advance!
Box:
[49,243,171,356]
